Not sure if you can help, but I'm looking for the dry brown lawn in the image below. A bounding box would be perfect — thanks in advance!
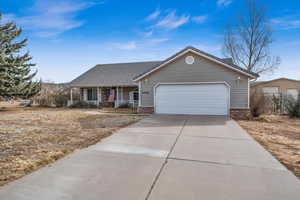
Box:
[238,115,300,179]
[0,107,143,186]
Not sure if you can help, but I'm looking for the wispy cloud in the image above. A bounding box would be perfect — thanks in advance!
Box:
[140,30,153,37]
[110,37,170,50]
[3,0,102,38]
[146,8,160,21]
[113,41,137,50]
[217,0,232,7]
[139,10,207,44]
[148,38,170,44]
[192,15,207,24]
[270,16,300,30]
[154,10,190,30]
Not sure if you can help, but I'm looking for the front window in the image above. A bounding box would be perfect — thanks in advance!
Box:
[80,88,84,100]
[287,89,299,100]
[129,91,139,102]
[262,87,279,97]
[87,88,97,101]
[133,91,139,101]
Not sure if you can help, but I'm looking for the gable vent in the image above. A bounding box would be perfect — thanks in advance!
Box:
[185,56,195,65]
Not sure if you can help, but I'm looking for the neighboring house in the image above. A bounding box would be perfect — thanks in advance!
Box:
[70,46,258,118]
[251,78,300,100]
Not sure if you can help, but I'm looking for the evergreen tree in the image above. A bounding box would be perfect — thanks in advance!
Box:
[0,13,40,99]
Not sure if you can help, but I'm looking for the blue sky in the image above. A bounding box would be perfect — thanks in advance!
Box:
[2,0,300,82]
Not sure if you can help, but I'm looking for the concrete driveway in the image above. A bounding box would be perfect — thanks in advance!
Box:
[0,115,299,200]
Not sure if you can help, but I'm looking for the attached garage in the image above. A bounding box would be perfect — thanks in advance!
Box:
[132,46,258,118]
[155,83,230,115]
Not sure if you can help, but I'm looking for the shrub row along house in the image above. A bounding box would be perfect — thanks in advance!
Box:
[70,46,258,119]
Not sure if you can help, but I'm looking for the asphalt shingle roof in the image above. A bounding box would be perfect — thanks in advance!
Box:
[70,61,161,87]
[70,46,259,87]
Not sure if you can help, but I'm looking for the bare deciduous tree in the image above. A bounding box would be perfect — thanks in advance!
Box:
[222,0,280,74]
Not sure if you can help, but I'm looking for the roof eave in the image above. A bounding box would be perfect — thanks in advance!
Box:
[70,84,138,88]
[252,77,300,87]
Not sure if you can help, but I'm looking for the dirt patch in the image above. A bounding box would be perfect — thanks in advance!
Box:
[0,108,143,186]
[238,115,300,179]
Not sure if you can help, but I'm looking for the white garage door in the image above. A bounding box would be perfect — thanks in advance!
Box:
[155,84,229,115]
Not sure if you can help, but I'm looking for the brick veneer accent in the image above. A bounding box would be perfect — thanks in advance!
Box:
[138,107,251,119]
[138,107,154,114]
[230,109,251,120]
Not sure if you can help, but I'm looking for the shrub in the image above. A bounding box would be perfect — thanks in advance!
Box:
[33,82,79,107]
[69,101,98,108]
[285,94,300,118]
[53,92,69,107]
[271,93,285,113]
[118,102,130,108]
[250,89,266,117]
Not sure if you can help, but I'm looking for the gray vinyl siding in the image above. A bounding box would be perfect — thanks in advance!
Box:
[140,52,249,108]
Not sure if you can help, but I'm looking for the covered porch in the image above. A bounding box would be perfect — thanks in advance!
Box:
[69,86,139,108]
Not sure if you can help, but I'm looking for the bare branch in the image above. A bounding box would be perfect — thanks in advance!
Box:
[222,0,280,75]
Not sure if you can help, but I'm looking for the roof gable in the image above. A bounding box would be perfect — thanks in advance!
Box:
[133,46,258,81]
[252,78,300,87]
[270,78,300,83]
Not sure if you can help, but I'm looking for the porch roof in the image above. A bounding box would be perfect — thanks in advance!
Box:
[70,61,161,87]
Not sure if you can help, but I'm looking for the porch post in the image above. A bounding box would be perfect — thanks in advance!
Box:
[115,87,119,108]
[70,88,73,105]
[83,89,87,101]
[97,87,101,105]
[138,81,141,107]
[99,88,102,102]
[120,87,124,104]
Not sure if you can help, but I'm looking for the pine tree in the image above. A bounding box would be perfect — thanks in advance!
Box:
[0,13,40,99]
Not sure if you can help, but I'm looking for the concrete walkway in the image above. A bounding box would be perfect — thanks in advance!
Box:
[0,115,299,200]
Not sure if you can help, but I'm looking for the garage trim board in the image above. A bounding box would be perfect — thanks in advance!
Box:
[154,82,230,115]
